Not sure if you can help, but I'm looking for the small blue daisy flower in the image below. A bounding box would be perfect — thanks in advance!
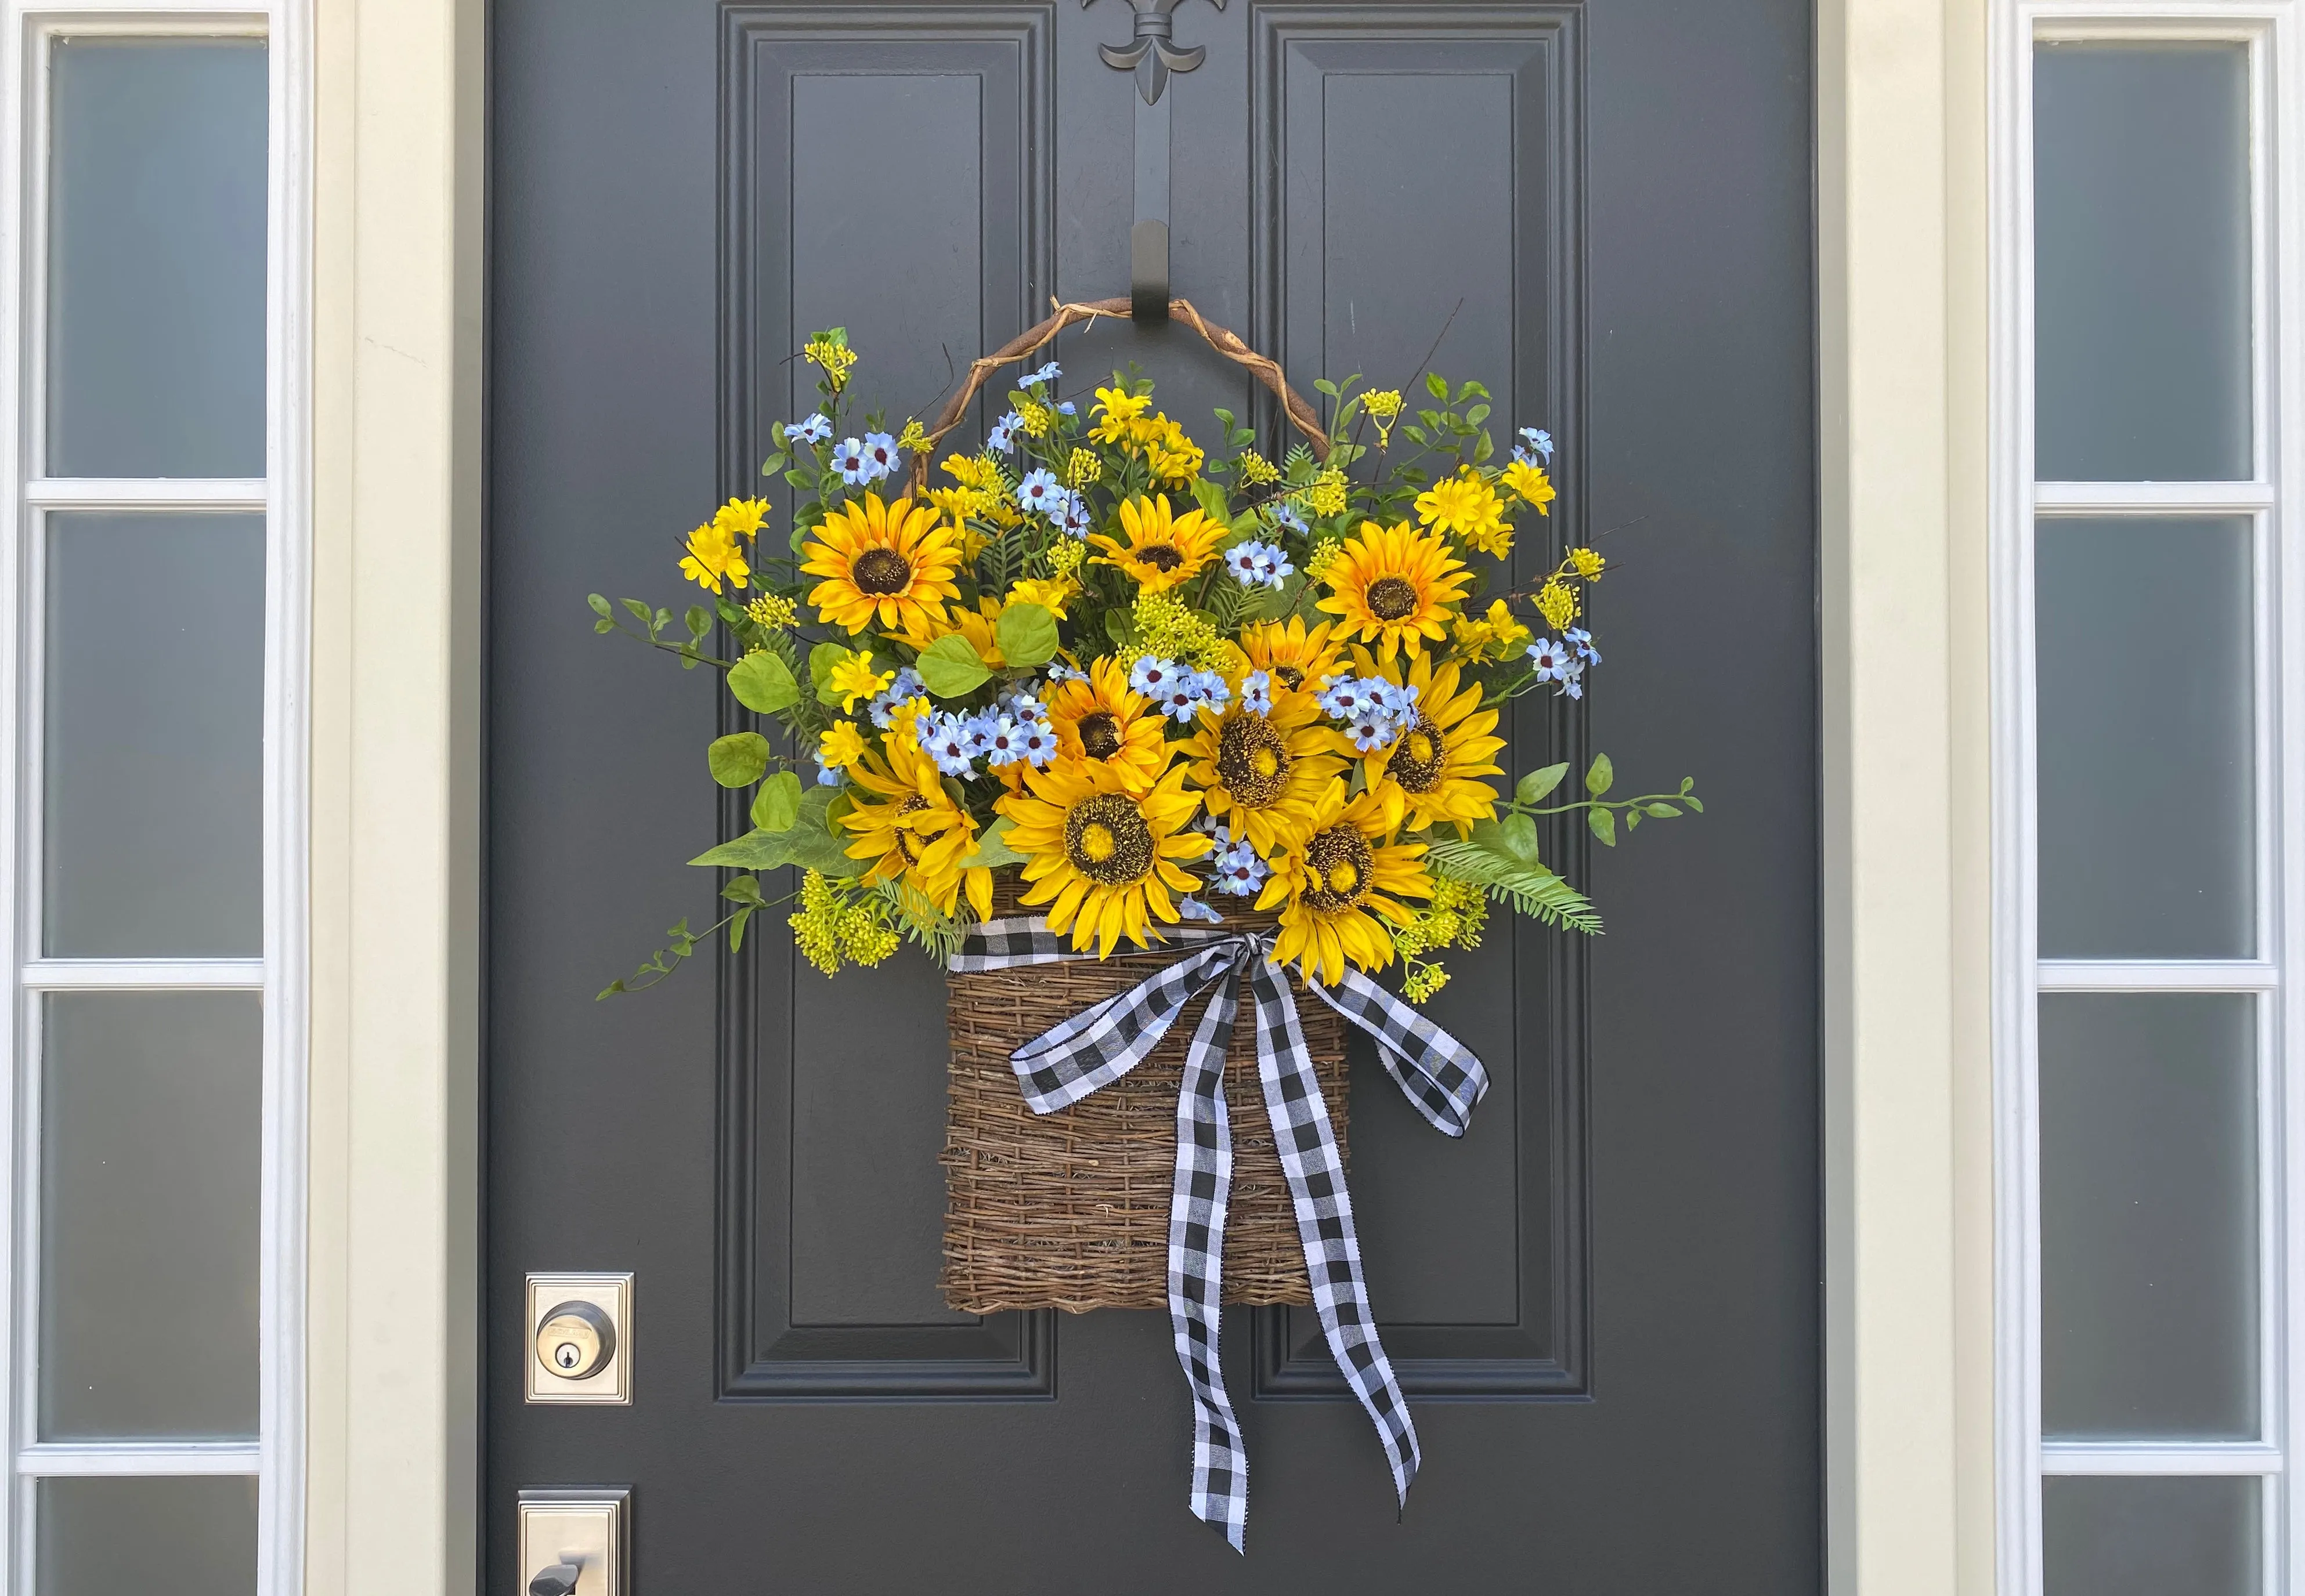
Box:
[980,718,1028,768]
[1157,679,1204,723]
[987,412,1023,453]
[1043,662,1088,685]
[924,715,977,777]
[787,412,833,446]
[1253,545,1294,587]
[1130,656,1180,697]
[832,437,873,484]
[1564,626,1601,666]
[1186,670,1231,714]
[1020,720,1060,768]
[1239,671,1273,718]
[1058,491,1093,537]
[1211,833,1269,896]
[1272,502,1309,535]
[1022,361,1061,388]
[1316,675,1372,720]
[815,761,845,787]
[1347,714,1397,754]
[1526,636,1570,682]
[1056,400,1077,417]
[1514,426,1554,466]
[859,432,899,480]
[1177,895,1224,925]
[960,714,999,757]
[1016,469,1063,514]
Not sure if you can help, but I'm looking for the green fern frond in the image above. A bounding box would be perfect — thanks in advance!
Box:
[1425,841,1604,936]
[874,879,968,967]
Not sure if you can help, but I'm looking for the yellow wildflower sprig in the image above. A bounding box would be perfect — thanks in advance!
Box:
[1363,388,1404,449]
[790,870,900,976]
[803,329,858,393]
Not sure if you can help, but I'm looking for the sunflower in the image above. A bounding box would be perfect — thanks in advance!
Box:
[998,759,1210,954]
[840,726,995,922]
[1180,681,1345,856]
[1237,616,1346,699]
[1089,495,1225,594]
[1356,650,1506,837]
[801,493,965,638]
[1313,520,1473,661]
[1045,656,1170,791]
[1255,779,1433,985]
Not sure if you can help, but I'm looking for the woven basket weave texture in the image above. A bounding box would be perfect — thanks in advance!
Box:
[940,915,1349,1314]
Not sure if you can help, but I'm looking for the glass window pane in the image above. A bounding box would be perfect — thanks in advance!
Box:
[2035,44,2250,482]
[40,993,259,1441]
[46,39,268,478]
[2036,517,2252,958]
[38,1477,255,1596]
[44,513,263,958]
[2043,1475,2260,1596]
[2040,993,2256,1439]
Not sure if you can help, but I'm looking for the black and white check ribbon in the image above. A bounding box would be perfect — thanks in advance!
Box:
[951,916,1490,1551]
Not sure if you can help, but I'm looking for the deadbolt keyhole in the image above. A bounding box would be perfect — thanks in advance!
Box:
[533,1300,616,1381]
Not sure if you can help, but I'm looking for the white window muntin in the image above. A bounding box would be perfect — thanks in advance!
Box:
[1990,5,2305,1595]
[0,4,307,1595]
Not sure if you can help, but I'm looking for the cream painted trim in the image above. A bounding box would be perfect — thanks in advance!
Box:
[304,0,484,1593]
[1819,0,1995,1588]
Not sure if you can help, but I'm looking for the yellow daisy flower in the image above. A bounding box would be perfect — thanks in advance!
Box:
[1414,471,1505,540]
[801,493,964,638]
[1008,577,1076,618]
[1313,520,1473,661]
[1045,657,1170,792]
[1355,649,1506,837]
[1450,598,1532,663]
[713,496,771,540]
[1255,779,1433,986]
[1238,616,1346,698]
[818,721,867,772]
[998,759,1210,956]
[1502,459,1556,515]
[826,651,894,712]
[1089,495,1225,594]
[840,730,996,923]
[1090,386,1152,444]
[1180,679,1346,856]
[678,520,750,593]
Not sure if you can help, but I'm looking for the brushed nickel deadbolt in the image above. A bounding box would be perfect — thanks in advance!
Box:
[525,1272,633,1404]
[535,1301,615,1379]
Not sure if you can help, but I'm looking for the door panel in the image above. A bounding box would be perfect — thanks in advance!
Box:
[489,0,1816,1586]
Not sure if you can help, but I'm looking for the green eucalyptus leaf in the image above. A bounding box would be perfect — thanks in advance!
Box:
[995,602,1060,669]
[810,642,858,705]
[1516,762,1570,805]
[1424,371,1450,400]
[728,650,800,713]
[707,732,773,788]
[1645,802,1679,819]
[1585,753,1614,797]
[587,593,613,619]
[917,632,992,697]
[689,830,799,870]
[1588,806,1617,847]
[1500,812,1542,863]
[751,770,804,832]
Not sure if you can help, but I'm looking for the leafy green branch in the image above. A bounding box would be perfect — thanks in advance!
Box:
[587,593,737,671]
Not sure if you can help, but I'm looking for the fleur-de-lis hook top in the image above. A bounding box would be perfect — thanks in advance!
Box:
[1085,0,1226,104]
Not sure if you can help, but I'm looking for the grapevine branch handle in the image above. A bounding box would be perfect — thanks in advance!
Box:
[907,296,1331,494]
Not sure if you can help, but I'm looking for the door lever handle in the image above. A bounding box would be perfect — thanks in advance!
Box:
[529,1562,583,1596]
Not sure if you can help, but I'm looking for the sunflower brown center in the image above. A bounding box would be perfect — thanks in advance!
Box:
[1215,715,1291,809]
[1064,792,1155,885]
[893,794,930,863]
[1302,825,1375,913]
[1137,543,1185,572]
[1365,576,1420,621]
[1272,664,1306,690]
[1385,715,1447,794]
[1076,710,1124,761]
[851,547,913,595]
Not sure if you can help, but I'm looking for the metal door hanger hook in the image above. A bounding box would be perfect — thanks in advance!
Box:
[1086,0,1226,322]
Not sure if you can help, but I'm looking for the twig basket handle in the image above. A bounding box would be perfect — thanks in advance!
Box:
[908,296,1330,494]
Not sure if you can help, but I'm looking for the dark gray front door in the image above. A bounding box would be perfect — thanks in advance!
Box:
[487,1,1818,1587]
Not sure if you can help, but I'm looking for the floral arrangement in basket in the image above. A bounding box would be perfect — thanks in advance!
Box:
[592,314,1699,997]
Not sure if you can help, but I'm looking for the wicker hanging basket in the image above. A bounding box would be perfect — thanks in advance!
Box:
[940,899,1349,1313]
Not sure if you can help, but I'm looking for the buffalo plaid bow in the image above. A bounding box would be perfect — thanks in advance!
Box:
[950,917,1490,1551]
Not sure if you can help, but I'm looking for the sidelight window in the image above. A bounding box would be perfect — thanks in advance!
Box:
[1994,12,2303,1595]
[0,6,306,1596]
